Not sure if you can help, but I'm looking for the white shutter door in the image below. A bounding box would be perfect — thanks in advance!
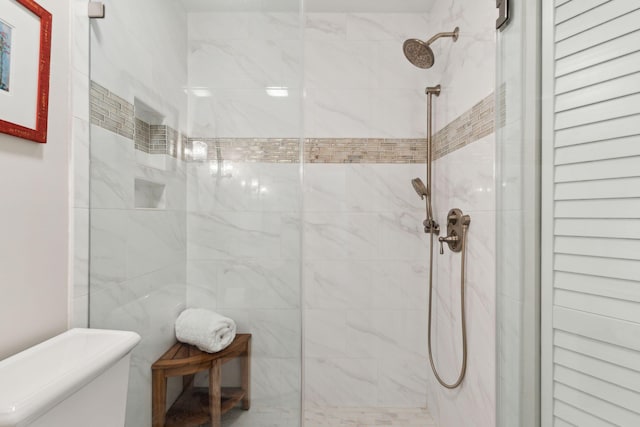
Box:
[543,0,640,425]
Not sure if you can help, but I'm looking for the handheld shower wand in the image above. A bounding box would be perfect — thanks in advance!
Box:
[412,177,438,234]
[411,177,428,200]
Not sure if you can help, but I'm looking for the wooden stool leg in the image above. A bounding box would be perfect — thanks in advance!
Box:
[209,361,222,427]
[152,370,167,427]
[183,374,195,390]
[241,339,251,410]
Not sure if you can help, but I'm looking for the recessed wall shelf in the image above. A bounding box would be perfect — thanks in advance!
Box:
[135,178,166,209]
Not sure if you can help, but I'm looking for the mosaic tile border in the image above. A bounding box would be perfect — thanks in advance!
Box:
[91,81,184,159]
[497,82,507,129]
[134,118,150,152]
[186,138,301,163]
[188,93,495,164]
[306,138,427,163]
[90,82,135,140]
[185,138,429,164]
[91,80,495,164]
[433,92,495,160]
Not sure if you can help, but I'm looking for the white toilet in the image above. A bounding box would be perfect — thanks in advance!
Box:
[0,328,140,427]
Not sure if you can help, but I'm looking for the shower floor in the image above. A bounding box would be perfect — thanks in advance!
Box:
[304,407,436,426]
[216,407,435,426]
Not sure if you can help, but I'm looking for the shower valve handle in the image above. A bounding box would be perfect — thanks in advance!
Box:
[438,234,459,254]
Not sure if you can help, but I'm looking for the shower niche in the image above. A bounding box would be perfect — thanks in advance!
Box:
[134,178,166,209]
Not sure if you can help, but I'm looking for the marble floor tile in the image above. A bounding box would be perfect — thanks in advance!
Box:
[304,407,436,427]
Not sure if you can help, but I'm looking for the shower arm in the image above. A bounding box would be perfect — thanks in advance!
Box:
[425,27,460,45]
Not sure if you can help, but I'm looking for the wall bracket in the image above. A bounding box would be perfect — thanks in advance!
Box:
[496,0,509,30]
[88,2,105,19]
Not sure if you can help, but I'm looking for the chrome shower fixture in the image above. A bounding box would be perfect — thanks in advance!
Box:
[403,27,460,69]
[411,178,429,200]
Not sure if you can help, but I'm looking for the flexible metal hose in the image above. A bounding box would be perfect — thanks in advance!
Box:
[427,223,469,389]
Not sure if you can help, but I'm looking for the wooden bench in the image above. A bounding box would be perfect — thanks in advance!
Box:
[151,334,251,427]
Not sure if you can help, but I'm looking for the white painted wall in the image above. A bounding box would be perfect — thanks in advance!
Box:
[0,0,70,360]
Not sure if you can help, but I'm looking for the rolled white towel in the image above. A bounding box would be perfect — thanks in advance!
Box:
[175,308,237,353]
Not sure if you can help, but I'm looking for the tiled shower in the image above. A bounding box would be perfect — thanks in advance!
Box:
[72,0,498,426]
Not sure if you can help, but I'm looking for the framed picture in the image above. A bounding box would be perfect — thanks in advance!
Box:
[0,0,51,143]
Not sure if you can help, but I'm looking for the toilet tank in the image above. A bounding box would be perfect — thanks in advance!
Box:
[0,328,141,427]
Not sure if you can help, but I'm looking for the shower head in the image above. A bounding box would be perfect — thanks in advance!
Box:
[411,178,429,200]
[403,27,460,69]
[403,39,435,69]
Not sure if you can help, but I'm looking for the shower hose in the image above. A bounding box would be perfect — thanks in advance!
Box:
[427,223,469,389]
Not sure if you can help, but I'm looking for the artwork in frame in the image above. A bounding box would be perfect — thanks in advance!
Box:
[0,0,51,144]
[0,20,12,92]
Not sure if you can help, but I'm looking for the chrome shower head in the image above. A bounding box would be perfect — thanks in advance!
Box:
[403,27,460,69]
[411,178,429,200]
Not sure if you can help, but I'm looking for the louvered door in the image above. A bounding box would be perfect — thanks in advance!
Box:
[542,0,640,425]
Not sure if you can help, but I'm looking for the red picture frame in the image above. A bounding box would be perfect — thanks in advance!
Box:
[0,0,52,143]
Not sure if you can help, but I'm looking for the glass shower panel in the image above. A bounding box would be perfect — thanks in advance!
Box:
[88,2,189,427]
[184,3,304,427]
[88,1,303,426]
[495,2,541,426]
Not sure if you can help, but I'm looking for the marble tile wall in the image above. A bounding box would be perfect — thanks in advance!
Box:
[425,1,497,427]
[303,13,433,139]
[429,134,496,427]
[184,11,439,419]
[184,92,494,164]
[304,407,436,427]
[185,7,497,425]
[428,0,497,135]
[301,9,496,422]
[303,162,430,408]
[185,12,305,422]
[91,82,185,159]
[187,12,304,138]
[187,12,435,139]
[433,93,495,159]
[89,114,189,427]
[80,2,189,427]
[71,3,496,427]
[91,0,187,132]
[186,161,303,416]
[90,123,188,427]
